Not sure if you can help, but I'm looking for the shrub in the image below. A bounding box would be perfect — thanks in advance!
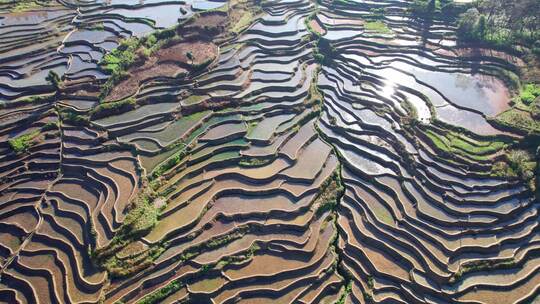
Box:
[154,27,176,40]
[457,8,480,40]
[186,51,194,64]
[314,52,325,64]
[150,148,189,179]
[315,172,345,215]
[507,150,535,181]
[369,7,385,19]
[136,47,151,60]
[121,196,159,237]
[530,97,540,119]
[46,70,61,91]
[41,122,58,131]
[492,161,515,178]
[314,38,337,65]
[60,109,89,126]
[520,83,540,105]
[533,40,540,57]
[145,34,157,48]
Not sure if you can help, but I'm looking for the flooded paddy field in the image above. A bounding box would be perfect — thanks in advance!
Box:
[0,0,539,303]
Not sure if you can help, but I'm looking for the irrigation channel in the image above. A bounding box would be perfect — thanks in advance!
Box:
[0,0,538,303]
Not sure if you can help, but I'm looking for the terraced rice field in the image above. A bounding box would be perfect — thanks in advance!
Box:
[0,0,539,303]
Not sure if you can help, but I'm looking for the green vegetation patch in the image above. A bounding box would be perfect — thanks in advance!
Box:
[408,0,438,16]
[493,149,535,177]
[150,146,189,180]
[231,11,253,33]
[9,130,40,154]
[364,21,392,35]
[306,69,323,108]
[101,38,139,75]
[496,109,540,134]
[91,188,161,278]
[122,197,159,235]
[59,108,89,126]
[369,7,386,20]
[99,31,170,99]
[408,0,469,19]
[455,0,539,55]
[336,281,352,304]
[41,121,58,132]
[315,171,345,215]
[1,0,53,12]
[314,38,337,65]
[138,228,253,304]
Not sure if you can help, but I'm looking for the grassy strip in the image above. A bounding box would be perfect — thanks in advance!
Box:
[0,93,55,110]
[137,280,184,304]
[190,56,214,72]
[450,258,517,283]
[364,21,392,34]
[0,0,53,12]
[238,156,274,168]
[214,243,260,270]
[425,129,507,160]
[90,97,136,120]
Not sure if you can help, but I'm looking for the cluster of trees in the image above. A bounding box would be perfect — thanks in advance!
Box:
[408,0,539,53]
[409,0,437,17]
[408,0,464,19]
[313,37,337,64]
[457,0,540,52]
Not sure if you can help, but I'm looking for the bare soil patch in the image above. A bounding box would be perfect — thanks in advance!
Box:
[189,13,228,28]
[309,19,326,36]
[158,40,217,65]
[106,41,217,102]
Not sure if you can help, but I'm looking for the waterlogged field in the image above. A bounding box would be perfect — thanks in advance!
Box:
[0,0,539,303]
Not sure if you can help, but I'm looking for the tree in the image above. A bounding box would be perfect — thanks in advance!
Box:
[457,8,480,40]
[186,51,194,65]
[477,15,487,38]
[427,0,436,15]
[46,70,61,92]
[409,0,438,18]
